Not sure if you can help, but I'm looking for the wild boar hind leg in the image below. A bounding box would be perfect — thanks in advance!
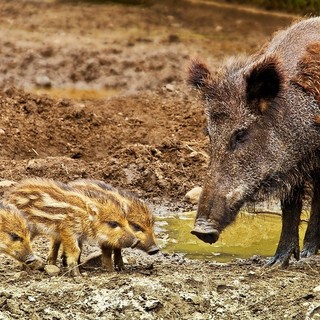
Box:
[301,172,320,258]
[266,185,303,267]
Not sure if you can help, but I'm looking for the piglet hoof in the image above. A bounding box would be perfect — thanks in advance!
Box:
[114,259,125,271]
[69,267,81,277]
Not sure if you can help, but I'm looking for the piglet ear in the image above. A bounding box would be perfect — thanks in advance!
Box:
[188,59,212,90]
[246,56,285,111]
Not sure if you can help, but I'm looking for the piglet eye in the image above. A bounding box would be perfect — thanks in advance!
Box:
[107,221,120,228]
[229,129,249,151]
[9,232,23,242]
[130,222,144,232]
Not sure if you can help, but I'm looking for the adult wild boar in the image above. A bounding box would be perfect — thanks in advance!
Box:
[189,17,320,266]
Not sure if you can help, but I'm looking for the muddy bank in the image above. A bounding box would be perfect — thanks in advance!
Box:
[0,1,319,319]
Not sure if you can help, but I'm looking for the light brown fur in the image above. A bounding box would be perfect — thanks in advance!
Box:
[0,202,36,265]
[4,178,138,276]
[68,179,158,270]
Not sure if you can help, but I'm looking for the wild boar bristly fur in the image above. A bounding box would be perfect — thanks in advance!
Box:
[0,202,36,265]
[189,17,320,266]
[4,178,138,275]
[68,179,159,270]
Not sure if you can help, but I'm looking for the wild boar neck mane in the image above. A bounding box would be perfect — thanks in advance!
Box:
[192,18,320,236]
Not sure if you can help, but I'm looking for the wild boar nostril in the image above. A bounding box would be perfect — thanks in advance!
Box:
[25,255,36,264]
[147,245,159,255]
[131,239,140,249]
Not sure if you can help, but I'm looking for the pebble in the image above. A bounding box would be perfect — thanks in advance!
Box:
[35,75,52,88]
[165,84,175,92]
[144,299,162,311]
[185,186,202,204]
[13,271,28,280]
[314,285,320,292]
[44,264,60,276]
[6,299,22,315]
[0,180,16,188]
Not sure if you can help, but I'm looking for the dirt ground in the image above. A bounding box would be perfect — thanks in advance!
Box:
[0,0,319,319]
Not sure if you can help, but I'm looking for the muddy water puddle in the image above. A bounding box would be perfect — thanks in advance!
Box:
[157,211,308,262]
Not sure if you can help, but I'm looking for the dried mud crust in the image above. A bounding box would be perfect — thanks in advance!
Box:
[0,1,318,320]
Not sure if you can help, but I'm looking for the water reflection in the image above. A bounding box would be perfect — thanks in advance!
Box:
[158,211,308,262]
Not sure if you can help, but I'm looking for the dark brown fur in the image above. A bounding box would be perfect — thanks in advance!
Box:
[188,17,320,266]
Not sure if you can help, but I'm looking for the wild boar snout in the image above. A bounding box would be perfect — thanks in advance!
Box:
[24,253,37,265]
[191,217,220,244]
[147,244,159,255]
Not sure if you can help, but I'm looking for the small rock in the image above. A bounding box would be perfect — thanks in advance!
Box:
[165,84,175,92]
[168,34,180,43]
[28,296,36,302]
[30,313,41,320]
[44,265,60,276]
[26,159,43,170]
[13,271,28,280]
[145,299,162,311]
[314,285,320,292]
[0,128,5,135]
[0,296,7,307]
[185,186,202,204]
[0,180,15,188]
[35,75,52,88]
[6,299,22,315]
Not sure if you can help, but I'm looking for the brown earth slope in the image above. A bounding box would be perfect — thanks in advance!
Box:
[0,1,318,319]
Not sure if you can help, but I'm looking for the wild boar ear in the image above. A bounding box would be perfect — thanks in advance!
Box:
[245,56,285,113]
[293,42,320,103]
[188,59,212,91]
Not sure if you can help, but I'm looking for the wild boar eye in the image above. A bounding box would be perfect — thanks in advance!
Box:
[229,129,249,151]
[130,222,144,232]
[9,232,23,242]
[107,221,120,228]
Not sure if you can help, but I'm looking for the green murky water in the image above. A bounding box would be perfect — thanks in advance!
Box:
[158,211,308,262]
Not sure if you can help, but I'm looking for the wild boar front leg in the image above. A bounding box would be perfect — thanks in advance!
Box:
[266,185,303,267]
[113,249,124,271]
[100,243,114,272]
[60,230,81,276]
[301,172,320,257]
